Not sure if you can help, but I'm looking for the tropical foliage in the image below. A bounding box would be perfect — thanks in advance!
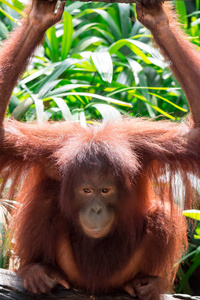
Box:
[0,0,191,125]
[1,0,200,294]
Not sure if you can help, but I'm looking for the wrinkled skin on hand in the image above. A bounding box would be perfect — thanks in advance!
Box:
[124,276,162,300]
[18,264,70,294]
[28,0,65,31]
[136,0,169,32]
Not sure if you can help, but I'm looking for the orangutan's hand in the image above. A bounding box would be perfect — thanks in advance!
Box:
[136,2,169,32]
[19,264,70,294]
[28,0,65,31]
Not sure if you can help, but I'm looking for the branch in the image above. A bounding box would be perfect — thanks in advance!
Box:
[0,269,194,300]
[70,0,193,4]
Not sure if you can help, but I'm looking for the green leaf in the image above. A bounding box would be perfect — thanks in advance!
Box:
[128,39,156,56]
[47,84,90,97]
[183,210,200,221]
[176,249,197,265]
[187,11,200,17]
[52,92,132,107]
[22,85,44,123]
[109,39,151,64]
[92,103,121,120]
[89,9,121,40]
[36,58,78,91]
[196,0,200,10]
[52,97,73,121]
[108,87,180,97]
[127,58,142,85]
[79,110,87,128]
[148,93,187,112]
[74,60,96,72]
[118,4,131,38]
[38,80,61,99]
[12,98,34,120]
[0,20,9,38]
[0,8,17,23]
[94,27,114,44]
[135,93,175,119]
[191,18,200,27]
[46,26,59,62]
[12,0,24,11]
[34,99,44,123]
[195,224,200,235]
[178,258,200,292]
[91,51,113,83]
[175,0,187,27]
[61,11,73,61]
[73,23,98,41]
[9,95,20,114]
[0,0,22,14]
[20,63,60,84]
[148,57,166,69]
[65,1,85,14]
[138,72,155,118]
[73,36,107,53]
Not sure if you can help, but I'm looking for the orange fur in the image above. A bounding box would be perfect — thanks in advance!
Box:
[0,1,200,298]
[2,118,193,293]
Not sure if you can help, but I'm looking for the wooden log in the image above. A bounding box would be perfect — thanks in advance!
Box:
[0,268,198,300]
[69,0,193,4]
[70,0,135,4]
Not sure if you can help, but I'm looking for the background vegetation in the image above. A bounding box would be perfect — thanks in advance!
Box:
[1,0,200,295]
[1,0,193,124]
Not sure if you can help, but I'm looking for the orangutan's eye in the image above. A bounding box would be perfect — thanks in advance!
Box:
[83,188,91,194]
[101,188,111,194]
